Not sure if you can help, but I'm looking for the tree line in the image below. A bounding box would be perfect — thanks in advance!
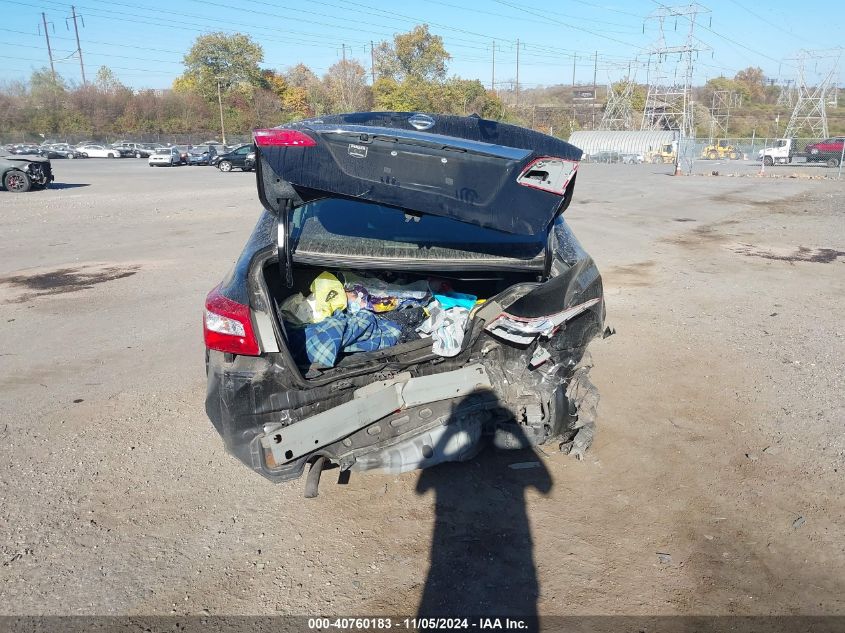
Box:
[1,24,841,143]
[0,26,502,143]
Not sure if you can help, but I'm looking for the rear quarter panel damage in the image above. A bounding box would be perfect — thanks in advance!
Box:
[205,209,604,481]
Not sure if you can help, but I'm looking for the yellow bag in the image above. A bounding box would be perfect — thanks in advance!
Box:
[310,272,346,321]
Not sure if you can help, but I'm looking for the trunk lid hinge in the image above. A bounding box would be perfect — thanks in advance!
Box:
[542,222,555,281]
[277,199,294,289]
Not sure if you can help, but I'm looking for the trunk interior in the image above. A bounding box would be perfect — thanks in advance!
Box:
[262,261,538,374]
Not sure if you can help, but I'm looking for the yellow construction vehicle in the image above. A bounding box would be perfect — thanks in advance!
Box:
[702,139,741,160]
[647,143,677,164]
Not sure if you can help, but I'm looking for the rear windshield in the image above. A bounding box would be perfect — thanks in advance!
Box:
[290,197,545,263]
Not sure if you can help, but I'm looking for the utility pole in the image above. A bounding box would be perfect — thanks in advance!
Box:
[342,43,346,63]
[491,39,495,93]
[592,51,598,129]
[572,53,577,86]
[216,78,226,145]
[515,38,520,109]
[40,13,56,81]
[370,41,375,84]
[68,6,86,84]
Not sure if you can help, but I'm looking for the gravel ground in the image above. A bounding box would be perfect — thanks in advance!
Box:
[0,158,843,617]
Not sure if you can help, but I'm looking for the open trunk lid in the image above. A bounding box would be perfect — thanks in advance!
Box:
[255,112,582,237]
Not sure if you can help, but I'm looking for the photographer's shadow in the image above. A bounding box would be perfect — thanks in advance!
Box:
[415,394,552,620]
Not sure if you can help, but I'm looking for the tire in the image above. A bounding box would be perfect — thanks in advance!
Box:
[763,156,774,166]
[651,156,661,164]
[82,152,89,158]
[826,157,839,167]
[218,160,233,172]
[68,154,75,159]
[729,151,739,160]
[135,152,142,158]
[707,150,718,160]
[4,170,32,192]
[107,153,115,159]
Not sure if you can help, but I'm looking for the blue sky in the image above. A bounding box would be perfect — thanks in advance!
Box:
[0,0,841,90]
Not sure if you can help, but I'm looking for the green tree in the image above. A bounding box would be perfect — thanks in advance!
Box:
[283,63,327,116]
[177,32,264,101]
[439,78,502,118]
[375,25,450,83]
[323,59,371,112]
[372,76,433,111]
[734,67,766,102]
[94,66,126,93]
[27,68,68,135]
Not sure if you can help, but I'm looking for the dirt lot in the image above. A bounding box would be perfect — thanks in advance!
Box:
[0,158,843,617]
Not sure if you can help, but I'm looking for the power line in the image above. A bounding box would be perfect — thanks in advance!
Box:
[725,0,809,43]
[650,0,797,70]
[492,0,645,50]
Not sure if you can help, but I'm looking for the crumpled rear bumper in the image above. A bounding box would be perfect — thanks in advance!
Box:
[206,354,498,482]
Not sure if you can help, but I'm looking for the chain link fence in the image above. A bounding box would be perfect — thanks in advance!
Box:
[574,135,845,176]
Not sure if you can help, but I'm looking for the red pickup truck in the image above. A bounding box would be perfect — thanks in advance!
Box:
[805,137,845,166]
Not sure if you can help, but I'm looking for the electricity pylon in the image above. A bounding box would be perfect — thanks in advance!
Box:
[640,3,710,138]
[784,49,841,139]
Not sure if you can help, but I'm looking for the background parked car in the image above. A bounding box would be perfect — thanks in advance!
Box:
[1,152,54,192]
[211,144,255,172]
[804,137,845,166]
[148,147,182,167]
[187,145,218,165]
[173,146,190,165]
[77,144,119,159]
[591,150,621,163]
[7,144,42,155]
[243,149,256,171]
[109,142,144,158]
[621,152,645,164]
[47,143,85,159]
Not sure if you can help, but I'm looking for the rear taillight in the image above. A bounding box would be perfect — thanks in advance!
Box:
[253,128,316,147]
[516,157,578,195]
[203,287,260,356]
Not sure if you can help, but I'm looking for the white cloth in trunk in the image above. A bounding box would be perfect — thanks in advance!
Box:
[416,304,470,357]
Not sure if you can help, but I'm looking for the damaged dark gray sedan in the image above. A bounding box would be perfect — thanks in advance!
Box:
[204,112,605,495]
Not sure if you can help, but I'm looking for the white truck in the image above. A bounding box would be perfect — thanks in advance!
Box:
[758,138,795,166]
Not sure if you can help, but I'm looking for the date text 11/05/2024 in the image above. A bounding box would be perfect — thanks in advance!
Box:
[307,617,530,629]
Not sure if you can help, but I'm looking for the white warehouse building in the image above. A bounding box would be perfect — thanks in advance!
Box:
[567,130,678,160]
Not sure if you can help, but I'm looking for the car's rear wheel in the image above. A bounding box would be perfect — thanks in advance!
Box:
[108,153,115,159]
[82,152,89,158]
[763,156,774,166]
[827,157,840,167]
[68,153,75,159]
[135,152,142,158]
[4,170,32,192]
[218,160,233,172]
